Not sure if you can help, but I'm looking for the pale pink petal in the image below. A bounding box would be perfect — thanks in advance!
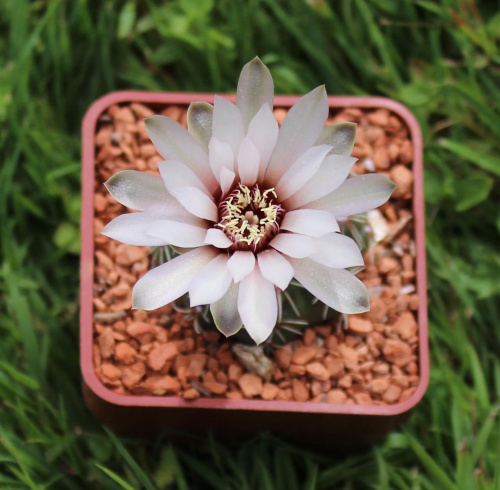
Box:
[265,86,328,185]
[283,154,357,209]
[158,161,211,197]
[145,115,217,193]
[104,170,182,212]
[237,137,260,186]
[210,282,242,337]
[187,101,213,150]
[227,251,255,283]
[275,145,332,201]
[219,167,235,197]
[309,233,364,268]
[132,247,218,310]
[189,254,232,307]
[246,104,279,182]
[146,220,209,248]
[257,249,294,290]
[102,212,169,247]
[280,209,339,237]
[270,233,316,258]
[208,137,234,182]
[212,96,245,155]
[305,174,396,217]
[238,267,278,345]
[236,57,274,130]
[288,258,369,314]
[171,187,218,222]
[204,228,233,248]
[315,122,357,156]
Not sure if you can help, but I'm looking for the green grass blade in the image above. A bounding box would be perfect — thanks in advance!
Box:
[407,434,457,490]
[104,429,156,490]
[96,464,136,490]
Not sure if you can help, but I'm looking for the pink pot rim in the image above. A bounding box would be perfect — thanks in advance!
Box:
[81,91,429,417]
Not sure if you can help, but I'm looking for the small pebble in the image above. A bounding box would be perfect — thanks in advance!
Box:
[261,383,280,400]
[101,363,122,380]
[238,373,263,398]
[390,164,413,198]
[327,389,347,404]
[126,322,156,344]
[354,393,373,405]
[383,384,402,404]
[349,317,373,335]
[393,311,418,340]
[305,362,330,381]
[98,327,115,359]
[147,342,179,371]
[114,342,137,365]
[121,362,146,389]
[324,357,344,378]
[338,345,359,365]
[291,347,317,365]
[367,377,390,394]
[145,375,181,395]
[186,353,208,379]
[383,339,413,367]
[203,381,228,395]
[183,388,200,400]
[303,329,316,346]
[292,379,310,402]
[228,363,243,382]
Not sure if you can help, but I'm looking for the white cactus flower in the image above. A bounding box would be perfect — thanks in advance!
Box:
[102,58,396,345]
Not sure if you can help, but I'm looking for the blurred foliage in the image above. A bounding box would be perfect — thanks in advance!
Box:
[0,0,499,488]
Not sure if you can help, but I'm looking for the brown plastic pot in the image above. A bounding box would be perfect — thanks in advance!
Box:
[81,91,429,450]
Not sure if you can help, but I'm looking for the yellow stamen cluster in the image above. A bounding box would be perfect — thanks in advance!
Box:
[217,184,282,250]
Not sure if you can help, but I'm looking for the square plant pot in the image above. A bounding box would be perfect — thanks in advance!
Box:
[81,91,429,450]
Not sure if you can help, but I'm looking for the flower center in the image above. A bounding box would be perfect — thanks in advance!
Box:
[217,184,285,252]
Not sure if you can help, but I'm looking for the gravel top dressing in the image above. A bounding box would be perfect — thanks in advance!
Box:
[91,101,419,406]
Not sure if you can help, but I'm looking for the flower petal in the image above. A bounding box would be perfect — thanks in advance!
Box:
[309,233,364,268]
[146,220,208,248]
[280,209,339,237]
[288,258,369,314]
[238,267,277,345]
[265,85,328,185]
[132,247,218,310]
[102,212,169,246]
[275,144,332,201]
[270,233,316,258]
[257,250,294,290]
[236,57,274,130]
[212,96,245,155]
[208,137,235,182]
[158,160,211,197]
[237,137,260,186]
[104,170,180,212]
[247,103,279,182]
[210,282,243,337]
[145,115,217,193]
[305,174,396,217]
[227,251,255,283]
[316,122,357,155]
[187,101,213,150]
[171,187,218,222]
[204,228,233,248]
[283,154,357,209]
[220,167,236,197]
[189,254,232,307]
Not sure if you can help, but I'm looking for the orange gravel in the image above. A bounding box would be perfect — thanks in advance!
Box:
[91,102,420,405]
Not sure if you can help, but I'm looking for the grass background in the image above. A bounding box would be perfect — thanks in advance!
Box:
[1,0,499,488]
